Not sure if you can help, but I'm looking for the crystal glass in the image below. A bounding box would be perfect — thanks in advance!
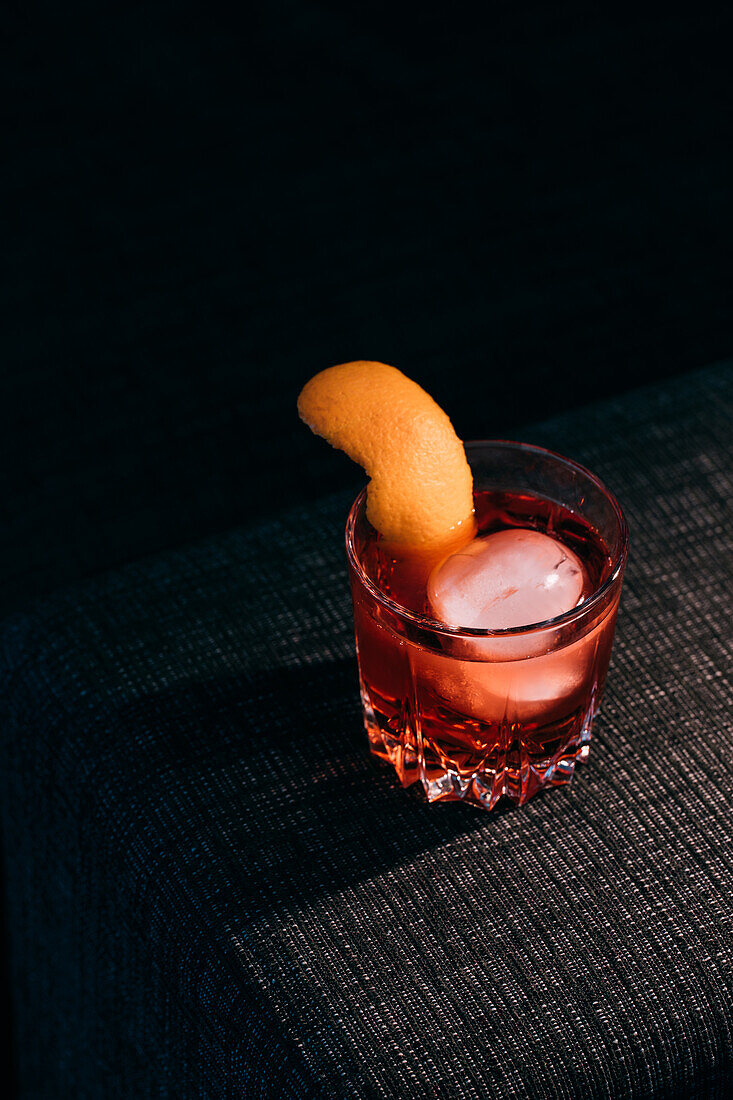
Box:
[346,441,629,809]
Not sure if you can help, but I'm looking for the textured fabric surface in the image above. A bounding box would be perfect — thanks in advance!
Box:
[1,363,732,1098]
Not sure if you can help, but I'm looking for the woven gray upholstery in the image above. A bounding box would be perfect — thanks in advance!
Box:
[1,363,731,1097]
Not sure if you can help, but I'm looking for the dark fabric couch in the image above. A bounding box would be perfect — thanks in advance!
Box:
[1,364,731,1096]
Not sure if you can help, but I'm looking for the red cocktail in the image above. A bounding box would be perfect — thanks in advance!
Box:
[346,441,629,809]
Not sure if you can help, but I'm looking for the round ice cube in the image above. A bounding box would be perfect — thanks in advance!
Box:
[428,528,586,631]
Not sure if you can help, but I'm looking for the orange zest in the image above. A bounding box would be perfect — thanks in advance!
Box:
[297,361,474,547]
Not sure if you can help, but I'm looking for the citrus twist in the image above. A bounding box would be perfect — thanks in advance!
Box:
[298,361,474,547]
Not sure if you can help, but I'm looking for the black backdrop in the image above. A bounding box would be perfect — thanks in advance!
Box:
[2,2,732,1089]
[4,3,733,616]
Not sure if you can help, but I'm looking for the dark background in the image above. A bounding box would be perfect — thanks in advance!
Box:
[2,1,732,1090]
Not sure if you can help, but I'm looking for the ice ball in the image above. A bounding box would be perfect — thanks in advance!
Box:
[428,528,586,631]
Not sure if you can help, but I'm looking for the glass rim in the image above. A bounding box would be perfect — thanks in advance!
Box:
[345,438,630,639]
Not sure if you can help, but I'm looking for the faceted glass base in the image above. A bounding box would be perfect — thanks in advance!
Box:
[362,683,596,810]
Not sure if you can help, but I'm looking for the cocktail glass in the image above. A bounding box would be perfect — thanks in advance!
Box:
[346,441,629,809]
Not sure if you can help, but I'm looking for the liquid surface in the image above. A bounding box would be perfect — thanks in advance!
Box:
[363,490,613,627]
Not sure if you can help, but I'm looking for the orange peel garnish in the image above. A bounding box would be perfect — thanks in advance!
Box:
[298,360,474,547]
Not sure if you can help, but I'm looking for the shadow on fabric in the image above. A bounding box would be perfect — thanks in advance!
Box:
[93,657,516,932]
